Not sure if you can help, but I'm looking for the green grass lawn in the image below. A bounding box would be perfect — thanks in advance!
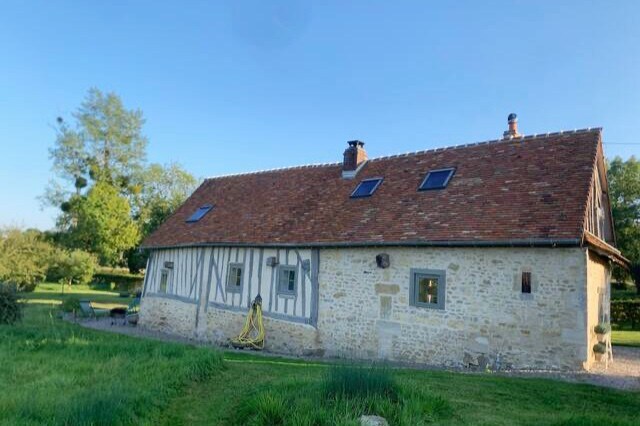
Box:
[1,286,223,425]
[19,282,133,310]
[2,284,639,425]
[612,330,640,347]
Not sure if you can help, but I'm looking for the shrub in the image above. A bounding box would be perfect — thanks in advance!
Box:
[594,323,610,334]
[593,343,606,354]
[611,300,640,329]
[0,284,22,324]
[47,249,98,286]
[323,362,397,400]
[0,228,53,292]
[93,269,143,293]
[60,296,82,313]
[125,248,149,274]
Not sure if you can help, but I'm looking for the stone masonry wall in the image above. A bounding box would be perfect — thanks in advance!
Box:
[139,296,198,338]
[139,246,593,370]
[585,250,610,369]
[197,307,321,356]
[316,247,589,370]
[139,296,321,354]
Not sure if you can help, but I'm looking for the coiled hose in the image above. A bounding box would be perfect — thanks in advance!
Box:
[230,295,265,350]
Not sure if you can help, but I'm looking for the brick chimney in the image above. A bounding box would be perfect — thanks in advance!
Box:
[503,113,521,139]
[342,140,367,179]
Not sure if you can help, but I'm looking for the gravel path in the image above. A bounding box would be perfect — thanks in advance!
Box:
[76,318,640,391]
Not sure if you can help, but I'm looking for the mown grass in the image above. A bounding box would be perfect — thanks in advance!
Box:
[612,330,640,347]
[19,282,132,310]
[157,355,640,426]
[0,293,223,425]
[5,284,640,425]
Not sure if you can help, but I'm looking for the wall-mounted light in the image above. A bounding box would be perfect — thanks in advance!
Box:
[266,257,279,267]
[164,261,174,269]
[376,253,390,269]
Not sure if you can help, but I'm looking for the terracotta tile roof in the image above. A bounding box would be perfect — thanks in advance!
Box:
[142,129,604,249]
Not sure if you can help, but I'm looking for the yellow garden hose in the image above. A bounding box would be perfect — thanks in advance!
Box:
[230,295,265,350]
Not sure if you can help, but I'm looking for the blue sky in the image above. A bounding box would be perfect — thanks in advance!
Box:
[1,1,640,230]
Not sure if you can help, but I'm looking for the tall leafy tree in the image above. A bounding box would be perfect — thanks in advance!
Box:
[50,88,147,189]
[67,182,139,266]
[134,163,198,237]
[126,163,198,272]
[608,156,640,293]
[45,88,196,267]
[44,88,147,265]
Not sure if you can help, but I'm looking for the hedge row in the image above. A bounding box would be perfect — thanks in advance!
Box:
[92,270,144,293]
[611,300,640,329]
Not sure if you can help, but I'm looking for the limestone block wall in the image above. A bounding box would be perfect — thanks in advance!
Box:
[585,250,610,369]
[139,245,595,370]
[197,306,321,355]
[138,296,198,338]
[316,247,589,370]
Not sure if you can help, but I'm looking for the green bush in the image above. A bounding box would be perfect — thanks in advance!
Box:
[0,284,22,324]
[93,269,143,293]
[324,362,397,400]
[0,228,52,292]
[611,300,640,329]
[593,343,606,354]
[47,249,98,286]
[594,323,610,334]
[60,296,82,313]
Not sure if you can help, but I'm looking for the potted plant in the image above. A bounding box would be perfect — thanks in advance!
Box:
[593,343,606,361]
[594,323,610,343]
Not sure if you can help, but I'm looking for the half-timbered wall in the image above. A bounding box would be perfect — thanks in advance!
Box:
[143,247,204,303]
[143,246,318,324]
[585,165,614,243]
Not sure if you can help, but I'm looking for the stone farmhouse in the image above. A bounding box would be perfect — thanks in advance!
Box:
[139,115,626,370]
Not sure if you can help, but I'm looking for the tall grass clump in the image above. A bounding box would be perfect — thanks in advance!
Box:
[324,362,397,401]
[235,390,289,426]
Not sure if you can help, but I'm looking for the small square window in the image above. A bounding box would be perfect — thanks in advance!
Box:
[186,204,213,223]
[521,272,532,294]
[419,168,455,190]
[226,264,243,293]
[277,266,297,296]
[159,270,169,293]
[351,178,383,198]
[410,269,446,310]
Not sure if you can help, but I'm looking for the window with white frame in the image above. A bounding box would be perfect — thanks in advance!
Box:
[226,263,243,293]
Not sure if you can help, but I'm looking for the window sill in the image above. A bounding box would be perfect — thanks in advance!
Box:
[277,293,296,299]
[520,293,534,301]
[410,303,445,311]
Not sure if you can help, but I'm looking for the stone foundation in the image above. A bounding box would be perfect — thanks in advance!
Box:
[139,296,197,338]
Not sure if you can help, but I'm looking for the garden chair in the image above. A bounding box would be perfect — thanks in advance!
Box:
[125,296,140,325]
[78,299,109,320]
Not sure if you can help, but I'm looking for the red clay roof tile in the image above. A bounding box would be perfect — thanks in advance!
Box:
[142,129,602,248]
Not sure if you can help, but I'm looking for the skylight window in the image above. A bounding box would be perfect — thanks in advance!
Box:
[186,204,213,223]
[351,178,383,198]
[419,168,455,191]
